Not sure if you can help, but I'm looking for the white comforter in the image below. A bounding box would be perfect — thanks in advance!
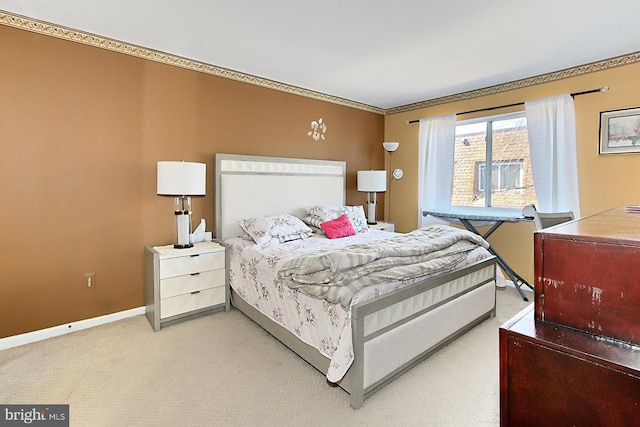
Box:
[278,226,488,308]
[226,228,492,382]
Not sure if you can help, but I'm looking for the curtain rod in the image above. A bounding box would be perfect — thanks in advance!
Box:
[406,86,609,124]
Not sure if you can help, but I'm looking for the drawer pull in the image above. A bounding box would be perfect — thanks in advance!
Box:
[190,254,200,258]
[191,290,201,295]
[190,272,200,276]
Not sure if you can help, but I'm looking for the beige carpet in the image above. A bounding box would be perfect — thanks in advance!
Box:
[0,287,531,426]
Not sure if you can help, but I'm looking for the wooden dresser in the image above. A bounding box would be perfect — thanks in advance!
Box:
[500,208,640,426]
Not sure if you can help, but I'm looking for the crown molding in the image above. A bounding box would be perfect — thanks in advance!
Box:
[0,11,385,115]
[3,10,639,117]
[386,51,640,115]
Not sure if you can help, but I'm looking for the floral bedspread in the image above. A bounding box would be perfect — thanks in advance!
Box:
[226,229,492,382]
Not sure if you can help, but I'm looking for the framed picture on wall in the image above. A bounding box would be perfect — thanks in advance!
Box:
[599,106,640,154]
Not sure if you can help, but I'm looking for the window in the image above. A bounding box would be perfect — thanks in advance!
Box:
[477,160,523,192]
[452,112,537,209]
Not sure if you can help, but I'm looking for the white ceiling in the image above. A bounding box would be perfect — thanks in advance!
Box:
[2,0,640,110]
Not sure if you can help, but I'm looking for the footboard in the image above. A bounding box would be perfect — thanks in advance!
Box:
[348,256,497,408]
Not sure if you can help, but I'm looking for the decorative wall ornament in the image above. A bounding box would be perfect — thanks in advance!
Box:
[307,118,327,141]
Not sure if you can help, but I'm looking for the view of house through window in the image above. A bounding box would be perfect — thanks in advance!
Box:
[452,112,538,209]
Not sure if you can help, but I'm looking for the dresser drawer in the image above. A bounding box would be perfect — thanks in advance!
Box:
[159,251,225,279]
[160,286,226,319]
[160,269,225,298]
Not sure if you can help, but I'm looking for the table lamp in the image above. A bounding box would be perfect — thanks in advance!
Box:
[357,170,387,224]
[157,161,206,248]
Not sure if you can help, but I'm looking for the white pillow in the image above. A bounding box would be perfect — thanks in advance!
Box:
[238,214,312,246]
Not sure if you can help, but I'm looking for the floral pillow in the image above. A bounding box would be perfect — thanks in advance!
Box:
[341,205,369,232]
[320,214,356,239]
[306,206,341,222]
[238,214,312,246]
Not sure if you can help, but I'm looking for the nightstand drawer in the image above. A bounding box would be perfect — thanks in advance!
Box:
[159,251,225,279]
[160,286,226,319]
[369,222,395,232]
[160,269,225,298]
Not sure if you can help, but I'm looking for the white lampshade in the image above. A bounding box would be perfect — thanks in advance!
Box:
[157,161,206,196]
[357,170,387,192]
[383,142,399,153]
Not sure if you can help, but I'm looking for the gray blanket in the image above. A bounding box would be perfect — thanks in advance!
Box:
[277,225,489,308]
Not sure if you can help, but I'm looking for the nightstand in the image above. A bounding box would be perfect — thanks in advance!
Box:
[368,221,395,232]
[144,241,228,331]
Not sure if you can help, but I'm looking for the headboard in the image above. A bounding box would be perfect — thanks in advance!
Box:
[215,154,346,240]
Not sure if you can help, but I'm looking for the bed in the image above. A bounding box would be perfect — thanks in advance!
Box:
[215,153,497,409]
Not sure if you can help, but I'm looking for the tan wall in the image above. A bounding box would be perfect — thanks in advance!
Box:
[0,25,384,338]
[384,61,640,285]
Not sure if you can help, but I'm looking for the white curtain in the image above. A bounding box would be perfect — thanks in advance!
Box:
[525,94,580,217]
[418,114,457,227]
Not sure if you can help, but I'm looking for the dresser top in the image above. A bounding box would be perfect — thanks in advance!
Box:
[503,306,640,377]
[540,207,640,245]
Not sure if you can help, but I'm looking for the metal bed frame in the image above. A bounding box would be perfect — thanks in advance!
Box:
[215,153,497,408]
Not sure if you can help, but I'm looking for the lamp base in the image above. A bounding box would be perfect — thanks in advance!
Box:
[367,198,377,225]
[175,201,193,249]
[173,243,193,249]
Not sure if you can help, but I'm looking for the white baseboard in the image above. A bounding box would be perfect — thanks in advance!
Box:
[0,307,145,351]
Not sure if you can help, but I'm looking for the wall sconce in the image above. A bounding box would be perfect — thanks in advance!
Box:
[157,161,206,248]
[383,142,403,180]
[357,170,387,224]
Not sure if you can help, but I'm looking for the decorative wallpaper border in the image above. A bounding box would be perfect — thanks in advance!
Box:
[386,51,640,115]
[0,11,384,115]
[2,10,639,116]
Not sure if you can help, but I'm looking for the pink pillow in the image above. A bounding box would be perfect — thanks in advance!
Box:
[320,214,356,239]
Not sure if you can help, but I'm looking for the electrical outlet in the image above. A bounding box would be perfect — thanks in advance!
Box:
[84,273,95,288]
